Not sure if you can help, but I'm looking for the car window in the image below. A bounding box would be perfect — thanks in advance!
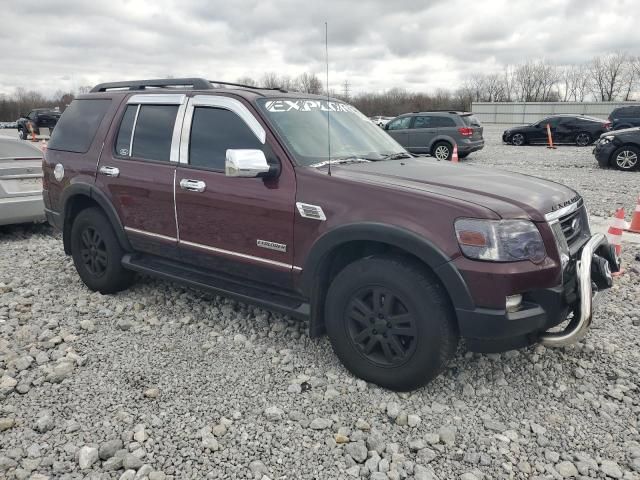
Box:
[27,111,37,120]
[114,105,137,157]
[189,107,266,171]
[130,105,178,162]
[461,114,481,127]
[541,117,561,127]
[48,99,112,153]
[387,117,411,130]
[413,116,432,128]
[431,116,456,128]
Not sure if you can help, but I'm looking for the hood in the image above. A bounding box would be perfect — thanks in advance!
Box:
[601,126,640,138]
[331,158,579,221]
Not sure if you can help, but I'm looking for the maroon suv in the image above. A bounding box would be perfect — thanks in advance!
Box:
[42,78,619,391]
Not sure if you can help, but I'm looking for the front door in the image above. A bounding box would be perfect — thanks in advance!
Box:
[385,116,412,148]
[97,94,185,259]
[175,95,296,288]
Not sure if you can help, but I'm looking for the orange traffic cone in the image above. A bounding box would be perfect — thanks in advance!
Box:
[28,122,37,142]
[625,194,640,234]
[546,123,556,149]
[451,143,459,163]
[606,208,626,257]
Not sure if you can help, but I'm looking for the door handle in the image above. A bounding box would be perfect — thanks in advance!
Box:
[99,166,120,177]
[180,178,206,192]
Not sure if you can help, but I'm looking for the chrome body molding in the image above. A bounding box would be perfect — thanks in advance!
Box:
[128,104,141,157]
[124,226,177,243]
[181,240,297,270]
[127,94,187,105]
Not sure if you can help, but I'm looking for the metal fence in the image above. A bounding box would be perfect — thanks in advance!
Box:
[471,102,638,124]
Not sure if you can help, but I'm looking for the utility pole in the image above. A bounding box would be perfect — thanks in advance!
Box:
[342,80,350,100]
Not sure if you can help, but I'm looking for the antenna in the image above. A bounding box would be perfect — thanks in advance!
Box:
[325,21,332,177]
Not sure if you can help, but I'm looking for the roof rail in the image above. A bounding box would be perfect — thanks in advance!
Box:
[90,78,213,93]
[90,78,288,93]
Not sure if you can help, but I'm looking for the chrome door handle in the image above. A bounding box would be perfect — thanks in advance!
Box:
[99,166,120,177]
[180,178,206,192]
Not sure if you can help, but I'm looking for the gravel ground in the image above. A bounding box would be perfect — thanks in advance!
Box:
[1,130,640,480]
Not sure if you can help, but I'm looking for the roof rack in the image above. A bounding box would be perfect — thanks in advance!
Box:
[90,77,288,93]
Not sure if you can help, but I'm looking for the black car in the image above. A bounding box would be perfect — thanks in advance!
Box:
[502,115,611,147]
[608,105,640,130]
[593,127,640,171]
[16,108,61,140]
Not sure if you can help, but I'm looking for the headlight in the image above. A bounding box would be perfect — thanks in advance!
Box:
[455,218,546,263]
[600,136,614,144]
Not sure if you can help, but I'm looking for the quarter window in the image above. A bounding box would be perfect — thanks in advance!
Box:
[48,99,111,153]
[431,116,456,128]
[189,107,266,171]
[114,105,137,157]
[387,117,411,130]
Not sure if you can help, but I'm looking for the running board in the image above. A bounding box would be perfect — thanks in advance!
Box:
[121,253,310,320]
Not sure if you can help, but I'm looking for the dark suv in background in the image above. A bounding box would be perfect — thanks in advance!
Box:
[17,108,61,140]
[385,111,484,160]
[608,105,640,130]
[503,115,610,146]
[43,78,616,391]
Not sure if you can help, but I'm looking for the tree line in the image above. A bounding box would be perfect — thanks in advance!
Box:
[1,52,638,120]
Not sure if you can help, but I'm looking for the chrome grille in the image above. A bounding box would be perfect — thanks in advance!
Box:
[559,208,583,245]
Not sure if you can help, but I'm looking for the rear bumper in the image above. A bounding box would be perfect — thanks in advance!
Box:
[458,139,484,154]
[0,195,45,226]
[458,234,614,352]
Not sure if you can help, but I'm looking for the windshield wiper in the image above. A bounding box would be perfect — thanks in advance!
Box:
[379,152,414,160]
[309,156,373,168]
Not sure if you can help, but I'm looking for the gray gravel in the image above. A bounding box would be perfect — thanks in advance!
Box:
[1,132,640,479]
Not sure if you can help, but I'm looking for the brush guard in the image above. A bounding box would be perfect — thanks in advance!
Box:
[540,233,615,347]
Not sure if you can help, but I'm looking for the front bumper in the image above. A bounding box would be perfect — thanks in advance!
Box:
[593,141,616,167]
[459,233,615,352]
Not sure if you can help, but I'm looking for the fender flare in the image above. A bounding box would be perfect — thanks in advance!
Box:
[61,182,132,254]
[300,222,474,311]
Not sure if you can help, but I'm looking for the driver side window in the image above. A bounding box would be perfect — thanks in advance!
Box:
[387,117,411,130]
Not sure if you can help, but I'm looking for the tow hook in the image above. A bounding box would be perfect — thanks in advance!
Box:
[540,233,614,347]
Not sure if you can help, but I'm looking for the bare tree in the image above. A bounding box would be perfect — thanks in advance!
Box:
[589,52,628,101]
[295,72,323,94]
[260,72,281,89]
[236,76,257,87]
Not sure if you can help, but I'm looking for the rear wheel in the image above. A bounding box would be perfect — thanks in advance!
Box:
[70,208,134,293]
[611,146,639,171]
[511,133,526,146]
[432,142,452,161]
[575,132,592,146]
[325,255,458,391]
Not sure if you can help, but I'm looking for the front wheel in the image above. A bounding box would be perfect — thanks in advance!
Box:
[611,146,639,171]
[575,132,592,146]
[325,255,458,391]
[71,207,135,293]
[18,129,28,140]
[511,133,526,146]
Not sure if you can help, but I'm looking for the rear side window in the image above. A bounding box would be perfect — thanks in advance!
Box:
[115,104,178,162]
[189,107,266,171]
[48,99,111,153]
[413,116,433,128]
[431,116,456,127]
[462,114,481,127]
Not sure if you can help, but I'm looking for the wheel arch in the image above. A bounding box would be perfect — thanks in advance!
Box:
[61,183,132,255]
[300,223,473,337]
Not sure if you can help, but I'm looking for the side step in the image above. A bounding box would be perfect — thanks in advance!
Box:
[121,253,310,319]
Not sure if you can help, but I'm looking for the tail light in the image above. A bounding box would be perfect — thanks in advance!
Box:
[458,127,473,137]
[603,121,611,130]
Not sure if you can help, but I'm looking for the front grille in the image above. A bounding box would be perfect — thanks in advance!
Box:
[554,204,590,252]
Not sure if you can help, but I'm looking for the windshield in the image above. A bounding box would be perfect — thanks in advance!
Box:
[257,98,406,166]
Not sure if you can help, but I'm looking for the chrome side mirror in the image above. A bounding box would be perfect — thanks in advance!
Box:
[225,149,270,178]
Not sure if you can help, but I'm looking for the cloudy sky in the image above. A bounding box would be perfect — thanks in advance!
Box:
[1,0,639,97]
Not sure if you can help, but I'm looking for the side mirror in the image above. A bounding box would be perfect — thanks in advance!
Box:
[384,124,389,130]
[225,149,271,178]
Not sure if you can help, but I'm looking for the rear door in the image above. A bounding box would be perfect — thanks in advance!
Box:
[408,116,437,152]
[432,115,458,140]
[96,94,184,259]
[174,95,296,288]
[534,117,559,143]
[385,116,412,147]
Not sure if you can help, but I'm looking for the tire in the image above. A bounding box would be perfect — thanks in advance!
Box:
[325,255,458,391]
[432,142,452,161]
[18,129,28,140]
[611,145,639,171]
[70,207,135,293]
[575,132,592,146]
[511,133,526,146]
